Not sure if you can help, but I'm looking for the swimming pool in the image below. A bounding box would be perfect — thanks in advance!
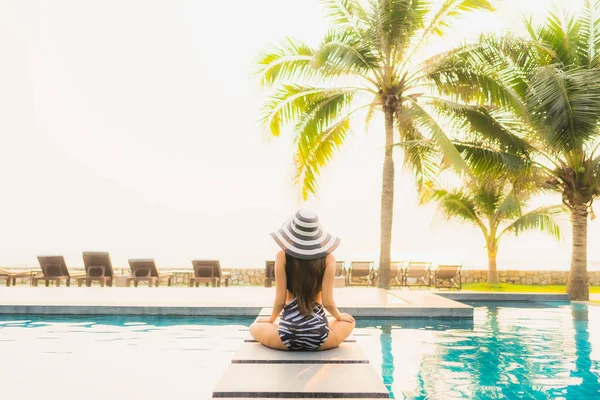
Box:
[0,302,598,399]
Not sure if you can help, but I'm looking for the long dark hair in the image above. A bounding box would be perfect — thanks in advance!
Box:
[289,255,326,317]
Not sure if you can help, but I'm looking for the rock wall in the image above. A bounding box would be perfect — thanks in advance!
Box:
[227,268,265,286]
[5,267,599,286]
[461,270,600,285]
[225,269,599,286]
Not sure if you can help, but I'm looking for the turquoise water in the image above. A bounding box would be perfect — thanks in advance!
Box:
[357,302,600,399]
[1,303,599,399]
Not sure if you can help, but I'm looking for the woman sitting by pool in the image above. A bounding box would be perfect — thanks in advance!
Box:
[250,209,355,351]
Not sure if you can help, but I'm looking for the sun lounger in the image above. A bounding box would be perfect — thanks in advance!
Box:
[432,265,462,290]
[190,260,230,287]
[335,260,346,277]
[264,261,275,287]
[0,268,32,287]
[127,259,173,287]
[33,256,84,287]
[348,261,374,286]
[332,260,346,287]
[390,261,403,287]
[403,261,432,288]
[371,261,403,287]
[76,252,114,287]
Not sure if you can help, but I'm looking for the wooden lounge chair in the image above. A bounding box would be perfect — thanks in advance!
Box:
[190,260,231,287]
[403,261,432,288]
[432,265,462,290]
[264,261,275,287]
[371,261,403,287]
[127,259,172,287]
[348,261,374,286]
[33,256,84,287]
[335,260,346,277]
[0,268,32,287]
[389,261,404,287]
[76,252,114,287]
[333,260,347,287]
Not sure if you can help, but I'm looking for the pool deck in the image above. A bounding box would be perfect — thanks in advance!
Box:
[435,290,571,302]
[213,315,390,399]
[0,287,475,318]
[0,287,573,318]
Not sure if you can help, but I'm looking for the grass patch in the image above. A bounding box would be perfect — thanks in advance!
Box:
[462,282,600,294]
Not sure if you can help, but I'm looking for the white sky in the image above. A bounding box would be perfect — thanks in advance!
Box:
[0,0,597,270]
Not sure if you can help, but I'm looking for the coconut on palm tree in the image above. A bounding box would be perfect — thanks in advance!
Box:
[423,170,564,283]
[257,0,494,288]
[426,1,600,299]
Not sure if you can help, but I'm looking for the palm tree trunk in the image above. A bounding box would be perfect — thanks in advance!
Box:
[566,203,589,300]
[487,250,499,284]
[377,107,395,289]
[486,234,499,284]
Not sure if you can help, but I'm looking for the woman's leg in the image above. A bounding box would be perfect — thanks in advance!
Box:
[249,322,288,351]
[319,317,356,350]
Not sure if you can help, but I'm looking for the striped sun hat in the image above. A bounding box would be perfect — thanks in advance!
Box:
[270,209,340,260]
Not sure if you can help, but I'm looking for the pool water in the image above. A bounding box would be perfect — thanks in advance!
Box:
[0,303,599,399]
[358,302,600,399]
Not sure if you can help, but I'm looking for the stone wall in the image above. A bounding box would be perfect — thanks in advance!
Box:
[4,267,599,286]
[462,270,600,285]
[227,268,265,286]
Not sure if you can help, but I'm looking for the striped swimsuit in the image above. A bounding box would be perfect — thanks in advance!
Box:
[278,298,330,350]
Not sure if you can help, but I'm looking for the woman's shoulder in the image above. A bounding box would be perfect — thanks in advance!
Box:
[276,250,286,263]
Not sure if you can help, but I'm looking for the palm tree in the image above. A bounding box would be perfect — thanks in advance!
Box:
[257,0,494,288]
[423,171,564,283]
[426,1,600,299]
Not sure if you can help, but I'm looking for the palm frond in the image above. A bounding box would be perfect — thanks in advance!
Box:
[260,85,355,136]
[364,97,380,131]
[321,0,369,33]
[472,180,503,216]
[294,117,352,199]
[424,43,527,113]
[527,66,600,151]
[432,99,531,154]
[453,142,531,176]
[369,0,429,61]
[495,189,523,221]
[404,98,470,175]
[257,38,317,87]
[425,0,494,38]
[530,12,582,67]
[430,188,488,234]
[315,29,381,78]
[396,126,442,194]
[294,90,356,159]
[499,205,566,239]
[578,0,600,67]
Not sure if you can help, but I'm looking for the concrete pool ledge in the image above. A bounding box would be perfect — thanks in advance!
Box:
[0,287,473,318]
[434,291,571,302]
[214,323,389,399]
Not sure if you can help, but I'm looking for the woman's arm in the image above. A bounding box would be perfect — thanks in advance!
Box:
[267,250,287,323]
[321,254,344,320]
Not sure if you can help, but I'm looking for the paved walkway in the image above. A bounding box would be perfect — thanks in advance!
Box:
[0,287,473,318]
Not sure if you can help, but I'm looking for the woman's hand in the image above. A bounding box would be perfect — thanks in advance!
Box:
[337,313,355,323]
[255,317,273,323]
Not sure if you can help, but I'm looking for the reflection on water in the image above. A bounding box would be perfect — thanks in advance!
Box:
[0,316,254,400]
[1,304,599,399]
[355,302,600,399]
